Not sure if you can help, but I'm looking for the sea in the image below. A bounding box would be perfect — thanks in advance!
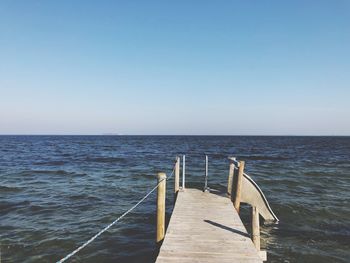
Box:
[0,135,349,262]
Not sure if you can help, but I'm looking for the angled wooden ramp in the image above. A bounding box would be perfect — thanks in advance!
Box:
[156,189,263,263]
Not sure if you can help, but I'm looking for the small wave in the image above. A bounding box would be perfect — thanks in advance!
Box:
[0,185,22,193]
[29,204,43,212]
[240,155,289,161]
[33,161,66,166]
[36,170,72,175]
[19,170,87,177]
[85,157,125,163]
[0,200,30,214]
[304,171,331,176]
[68,194,101,202]
[102,145,119,151]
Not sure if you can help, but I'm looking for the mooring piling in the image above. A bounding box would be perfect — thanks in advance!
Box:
[156,172,166,243]
[234,160,245,212]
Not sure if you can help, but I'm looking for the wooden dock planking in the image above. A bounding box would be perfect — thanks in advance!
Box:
[156,188,263,263]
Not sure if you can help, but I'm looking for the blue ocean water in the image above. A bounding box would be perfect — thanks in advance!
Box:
[0,136,349,262]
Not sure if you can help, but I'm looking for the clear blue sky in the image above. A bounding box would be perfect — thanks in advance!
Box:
[0,1,349,135]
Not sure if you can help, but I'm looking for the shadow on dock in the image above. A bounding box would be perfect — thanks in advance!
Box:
[204,219,250,238]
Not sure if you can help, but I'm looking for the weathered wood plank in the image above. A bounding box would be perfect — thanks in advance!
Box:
[156,188,263,263]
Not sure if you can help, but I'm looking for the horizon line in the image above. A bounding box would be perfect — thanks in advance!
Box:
[0,134,349,137]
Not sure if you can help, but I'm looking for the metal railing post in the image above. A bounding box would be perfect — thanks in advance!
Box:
[203,155,209,192]
[174,156,180,193]
[182,155,186,189]
[227,157,235,197]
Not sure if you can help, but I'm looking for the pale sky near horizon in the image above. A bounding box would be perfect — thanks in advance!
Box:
[0,1,349,135]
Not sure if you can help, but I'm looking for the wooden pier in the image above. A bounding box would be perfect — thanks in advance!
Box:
[156,188,263,262]
[155,156,278,263]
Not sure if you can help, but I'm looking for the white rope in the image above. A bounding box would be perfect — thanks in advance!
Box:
[57,166,175,263]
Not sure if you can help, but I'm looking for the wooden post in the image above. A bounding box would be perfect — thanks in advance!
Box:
[157,172,166,243]
[227,157,235,197]
[174,156,180,193]
[234,161,245,212]
[252,206,260,251]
